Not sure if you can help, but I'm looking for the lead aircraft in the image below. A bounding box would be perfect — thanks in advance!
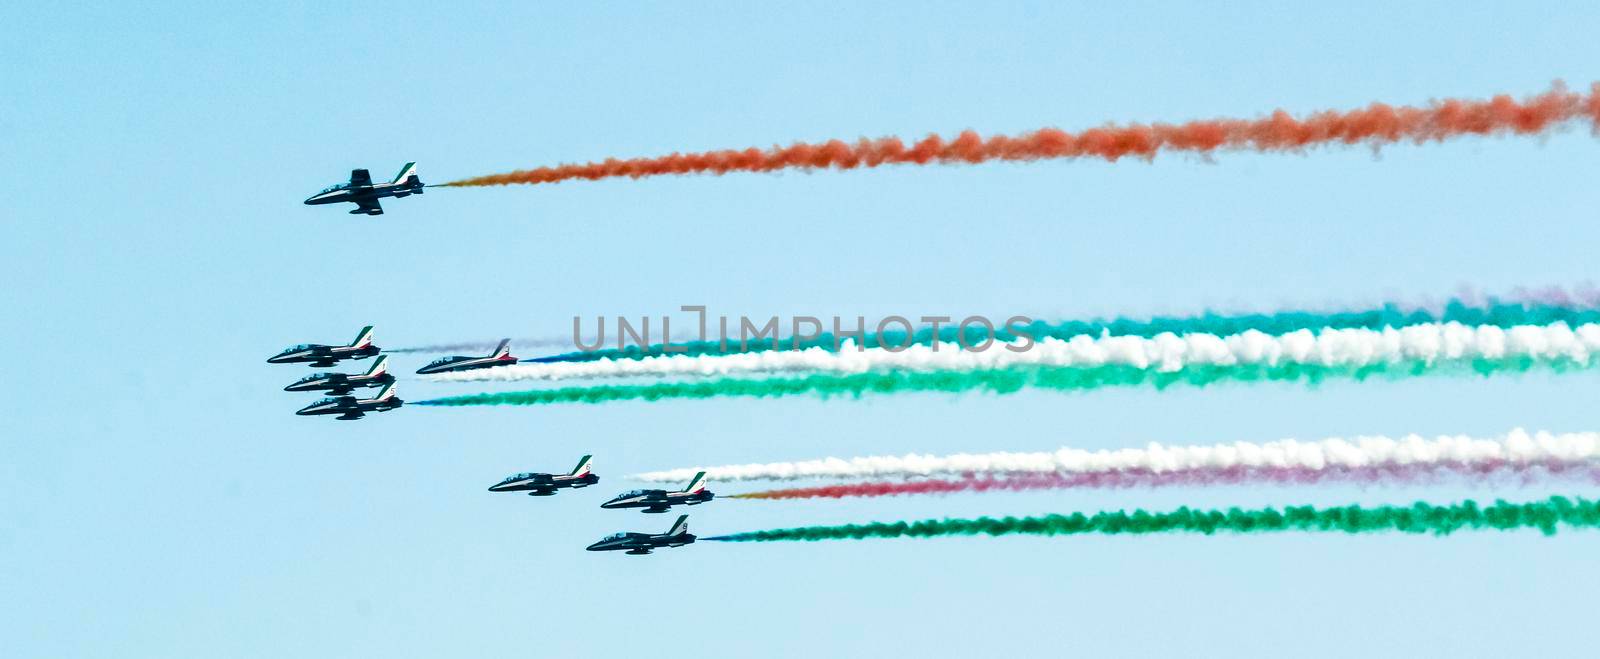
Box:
[488,456,599,496]
[304,162,423,215]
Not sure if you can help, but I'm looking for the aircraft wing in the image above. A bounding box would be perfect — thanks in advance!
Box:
[349,168,373,187]
[354,198,384,215]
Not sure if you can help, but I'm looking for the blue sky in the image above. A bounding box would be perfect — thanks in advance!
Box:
[4,2,1600,657]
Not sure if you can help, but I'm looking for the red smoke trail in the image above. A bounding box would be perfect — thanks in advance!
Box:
[446,83,1600,187]
[728,461,1600,500]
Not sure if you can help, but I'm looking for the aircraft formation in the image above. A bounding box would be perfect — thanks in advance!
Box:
[268,325,523,420]
[487,456,711,554]
[292,168,718,554]
[269,85,1600,559]
[267,324,703,553]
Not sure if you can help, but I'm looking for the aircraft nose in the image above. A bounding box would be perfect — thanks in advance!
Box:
[487,483,508,492]
[599,500,619,509]
[585,541,605,551]
[294,403,318,416]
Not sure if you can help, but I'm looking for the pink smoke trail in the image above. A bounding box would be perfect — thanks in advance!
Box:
[731,461,1600,500]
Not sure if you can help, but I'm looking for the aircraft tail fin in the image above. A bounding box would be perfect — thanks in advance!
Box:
[373,382,397,401]
[666,515,689,537]
[391,162,419,184]
[682,471,708,494]
[490,338,511,359]
[570,454,593,477]
[350,325,375,348]
[365,355,388,377]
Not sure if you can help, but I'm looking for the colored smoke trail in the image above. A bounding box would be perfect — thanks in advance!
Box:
[445,83,1600,188]
[428,321,1600,383]
[635,429,1600,483]
[703,496,1600,543]
[730,463,1600,500]
[414,353,1592,409]
[1508,283,1600,308]
[537,297,1600,364]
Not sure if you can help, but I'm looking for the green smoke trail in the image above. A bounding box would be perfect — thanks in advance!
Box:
[415,355,1588,408]
[704,496,1600,543]
[548,299,1600,363]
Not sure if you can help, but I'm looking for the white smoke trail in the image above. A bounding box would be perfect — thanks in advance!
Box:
[629,429,1600,483]
[427,321,1600,383]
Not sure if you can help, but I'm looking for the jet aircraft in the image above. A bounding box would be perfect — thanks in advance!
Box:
[415,339,518,375]
[304,162,423,215]
[600,472,713,513]
[295,383,403,420]
[268,326,380,367]
[283,355,394,396]
[488,455,599,496]
[585,515,695,555]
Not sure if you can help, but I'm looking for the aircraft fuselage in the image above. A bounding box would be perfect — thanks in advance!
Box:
[267,344,380,367]
[295,395,403,420]
[415,355,518,375]
[584,532,696,554]
[600,489,714,513]
[304,179,423,206]
[283,371,394,395]
[488,472,600,495]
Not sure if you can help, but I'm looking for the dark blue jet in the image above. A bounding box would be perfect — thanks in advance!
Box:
[600,472,713,513]
[304,163,423,216]
[268,326,379,367]
[284,355,394,396]
[295,383,402,420]
[415,339,518,375]
[586,515,695,555]
[489,455,598,496]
